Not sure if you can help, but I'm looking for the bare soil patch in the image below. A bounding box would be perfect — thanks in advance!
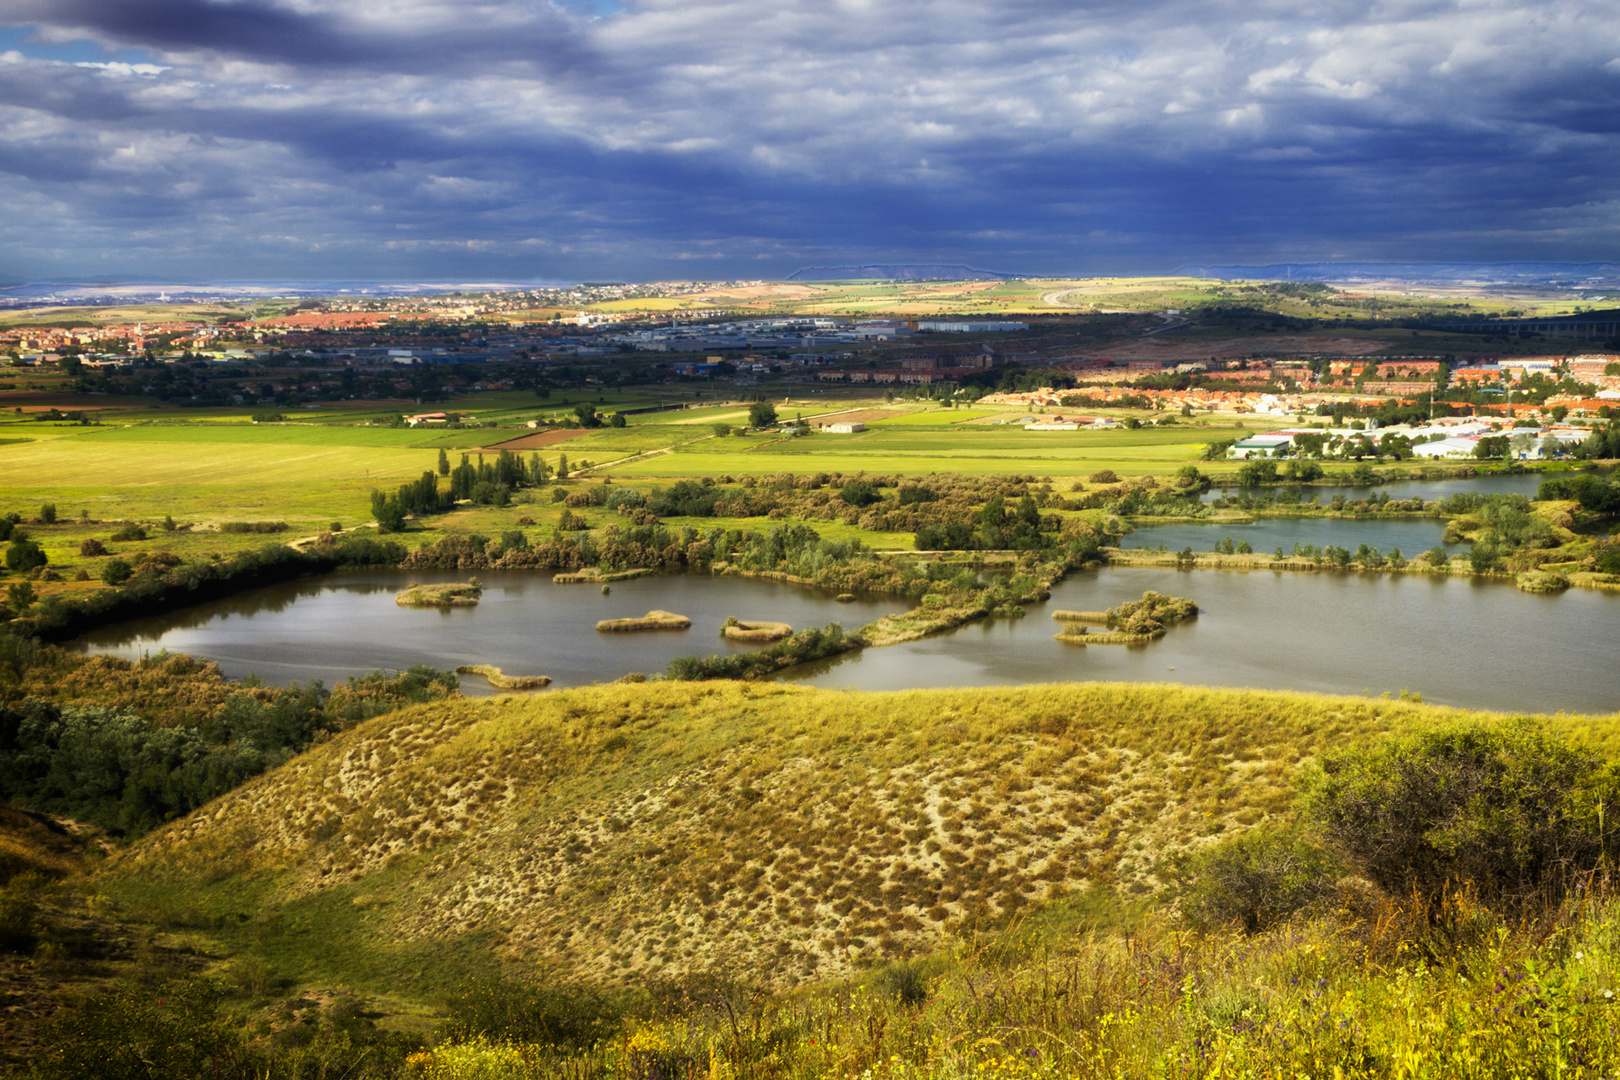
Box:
[480,429,588,452]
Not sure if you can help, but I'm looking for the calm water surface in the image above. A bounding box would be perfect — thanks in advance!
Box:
[1202,471,1546,504]
[71,571,912,695]
[1149,474,1551,553]
[1125,518,1457,555]
[72,566,1620,714]
[789,566,1620,714]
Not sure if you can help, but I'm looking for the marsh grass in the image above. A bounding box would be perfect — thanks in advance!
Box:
[454,665,552,690]
[596,610,692,632]
[719,619,792,643]
[397,583,483,607]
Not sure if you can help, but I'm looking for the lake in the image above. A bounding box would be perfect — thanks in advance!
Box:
[788,566,1620,715]
[72,565,1620,715]
[1124,517,1457,556]
[1203,470,1546,504]
[71,571,912,694]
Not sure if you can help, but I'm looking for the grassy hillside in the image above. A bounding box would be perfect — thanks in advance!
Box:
[90,682,1607,1000]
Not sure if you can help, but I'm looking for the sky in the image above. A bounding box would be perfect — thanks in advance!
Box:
[0,0,1617,283]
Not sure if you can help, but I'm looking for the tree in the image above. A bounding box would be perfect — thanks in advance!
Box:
[839,480,880,507]
[1474,434,1511,460]
[6,581,35,615]
[1165,827,1343,933]
[574,403,602,429]
[39,503,56,524]
[100,558,133,586]
[712,422,733,437]
[556,453,569,480]
[437,447,451,476]
[748,401,778,429]
[1551,405,1569,423]
[4,537,46,574]
[609,411,627,428]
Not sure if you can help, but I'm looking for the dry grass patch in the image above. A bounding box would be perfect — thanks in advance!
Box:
[396,582,482,607]
[720,618,792,642]
[88,682,1600,989]
[595,610,692,632]
[454,665,552,690]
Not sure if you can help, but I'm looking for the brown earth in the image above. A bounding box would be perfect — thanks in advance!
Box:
[478,429,589,452]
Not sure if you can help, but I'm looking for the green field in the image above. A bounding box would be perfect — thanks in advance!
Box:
[602,424,1248,479]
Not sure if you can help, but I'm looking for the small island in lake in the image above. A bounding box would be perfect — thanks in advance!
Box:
[721,617,793,642]
[395,581,483,607]
[596,610,692,632]
[1054,590,1197,644]
[454,664,551,689]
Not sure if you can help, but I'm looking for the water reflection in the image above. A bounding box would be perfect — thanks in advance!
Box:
[1202,471,1545,505]
[1124,517,1456,556]
[72,570,913,696]
[70,562,1620,715]
[788,565,1620,715]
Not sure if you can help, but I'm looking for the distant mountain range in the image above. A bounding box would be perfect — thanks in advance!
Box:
[1173,262,1620,287]
[787,264,1018,282]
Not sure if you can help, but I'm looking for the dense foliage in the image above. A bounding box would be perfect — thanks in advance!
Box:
[1305,720,1620,912]
[4,535,407,642]
[0,665,457,836]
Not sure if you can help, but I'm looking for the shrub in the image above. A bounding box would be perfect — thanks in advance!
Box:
[873,960,931,1005]
[5,537,46,573]
[839,480,880,507]
[110,523,146,542]
[1165,827,1343,934]
[100,559,133,586]
[1088,469,1120,484]
[1304,720,1620,912]
[218,521,288,534]
[78,538,108,557]
[441,974,623,1048]
[38,503,56,525]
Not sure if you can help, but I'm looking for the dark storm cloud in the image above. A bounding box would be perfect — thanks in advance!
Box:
[5,0,603,76]
[0,0,1617,279]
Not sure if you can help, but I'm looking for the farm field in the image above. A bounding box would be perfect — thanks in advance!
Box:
[601,423,1253,479]
[0,394,1264,553]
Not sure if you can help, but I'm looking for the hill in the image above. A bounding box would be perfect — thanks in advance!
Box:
[89,680,1586,996]
[787,264,1018,282]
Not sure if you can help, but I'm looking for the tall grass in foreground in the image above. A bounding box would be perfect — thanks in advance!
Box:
[405,892,1620,1079]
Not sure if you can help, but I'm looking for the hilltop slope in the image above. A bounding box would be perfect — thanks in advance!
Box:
[93,682,1596,991]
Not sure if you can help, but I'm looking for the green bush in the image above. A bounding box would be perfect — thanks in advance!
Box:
[100,558,133,586]
[5,537,46,573]
[441,974,624,1048]
[1165,827,1343,933]
[1304,721,1620,912]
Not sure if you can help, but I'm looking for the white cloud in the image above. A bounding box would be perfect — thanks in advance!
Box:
[0,0,1617,276]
